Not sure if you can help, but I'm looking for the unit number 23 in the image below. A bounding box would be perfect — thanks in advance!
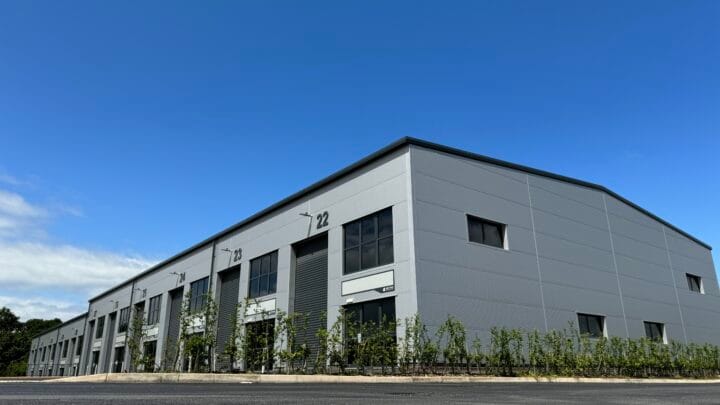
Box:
[316,211,329,229]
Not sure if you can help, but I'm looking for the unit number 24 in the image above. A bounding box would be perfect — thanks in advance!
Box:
[316,211,329,229]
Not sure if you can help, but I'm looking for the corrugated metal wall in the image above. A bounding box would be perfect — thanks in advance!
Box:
[215,267,241,372]
[165,287,184,368]
[293,234,328,365]
[102,313,116,373]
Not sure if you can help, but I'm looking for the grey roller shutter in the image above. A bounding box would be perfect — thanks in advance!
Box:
[215,267,241,372]
[293,234,328,368]
[165,287,184,368]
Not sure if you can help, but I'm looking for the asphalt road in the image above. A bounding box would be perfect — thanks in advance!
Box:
[0,382,718,404]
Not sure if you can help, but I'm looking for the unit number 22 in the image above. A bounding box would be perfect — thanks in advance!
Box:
[316,211,329,229]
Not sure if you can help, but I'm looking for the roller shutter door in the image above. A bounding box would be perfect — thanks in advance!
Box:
[215,267,241,372]
[292,234,328,367]
[165,287,184,368]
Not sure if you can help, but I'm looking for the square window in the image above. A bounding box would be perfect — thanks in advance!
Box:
[467,215,506,249]
[343,208,393,274]
[577,313,604,338]
[644,321,664,342]
[686,274,703,293]
[248,251,278,299]
[189,277,209,314]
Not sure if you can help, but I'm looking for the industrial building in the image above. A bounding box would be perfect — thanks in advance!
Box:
[27,137,719,376]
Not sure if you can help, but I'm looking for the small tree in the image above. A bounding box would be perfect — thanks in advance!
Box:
[178,288,218,373]
[275,310,310,374]
[437,315,468,374]
[313,311,328,374]
[327,308,349,374]
[221,302,244,372]
[127,306,147,372]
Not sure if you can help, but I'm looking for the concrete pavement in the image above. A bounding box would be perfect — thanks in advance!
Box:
[51,372,720,384]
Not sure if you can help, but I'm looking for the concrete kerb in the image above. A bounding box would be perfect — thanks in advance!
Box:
[48,373,720,384]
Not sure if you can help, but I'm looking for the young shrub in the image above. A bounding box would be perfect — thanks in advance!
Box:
[127,306,147,372]
[313,311,328,374]
[527,330,544,376]
[470,336,484,375]
[436,315,468,374]
[608,336,626,376]
[327,308,349,374]
[489,327,512,376]
[221,302,244,373]
[591,337,609,377]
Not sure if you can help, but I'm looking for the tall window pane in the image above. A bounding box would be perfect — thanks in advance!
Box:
[249,251,278,299]
[343,207,394,274]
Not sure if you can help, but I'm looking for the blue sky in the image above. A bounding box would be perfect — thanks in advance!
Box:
[0,1,718,320]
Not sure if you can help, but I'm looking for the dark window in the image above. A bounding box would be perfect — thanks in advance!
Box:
[245,319,275,372]
[75,336,83,356]
[577,313,604,338]
[343,208,393,274]
[62,340,69,358]
[95,316,105,339]
[686,273,702,293]
[249,251,278,299]
[644,321,664,342]
[344,297,397,364]
[189,277,210,314]
[143,340,157,371]
[118,307,130,333]
[41,347,46,361]
[147,295,162,325]
[467,215,505,249]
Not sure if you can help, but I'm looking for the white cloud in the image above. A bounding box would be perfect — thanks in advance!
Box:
[0,190,46,218]
[0,295,87,321]
[0,242,155,294]
[0,183,157,321]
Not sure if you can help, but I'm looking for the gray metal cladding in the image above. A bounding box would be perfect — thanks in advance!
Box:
[409,145,720,345]
[292,234,329,363]
[101,314,116,373]
[83,322,94,374]
[216,267,241,372]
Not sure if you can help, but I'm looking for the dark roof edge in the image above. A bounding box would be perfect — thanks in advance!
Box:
[89,136,711,303]
[406,137,711,250]
[89,138,413,302]
[31,312,88,340]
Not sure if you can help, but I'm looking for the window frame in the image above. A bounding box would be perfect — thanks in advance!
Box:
[467,214,506,249]
[147,294,162,325]
[343,207,394,275]
[577,313,605,338]
[62,340,69,358]
[75,336,83,356]
[118,307,130,333]
[248,251,278,299]
[644,321,665,343]
[189,277,210,314]
[95,316,105,339]
[686,273,703,294]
